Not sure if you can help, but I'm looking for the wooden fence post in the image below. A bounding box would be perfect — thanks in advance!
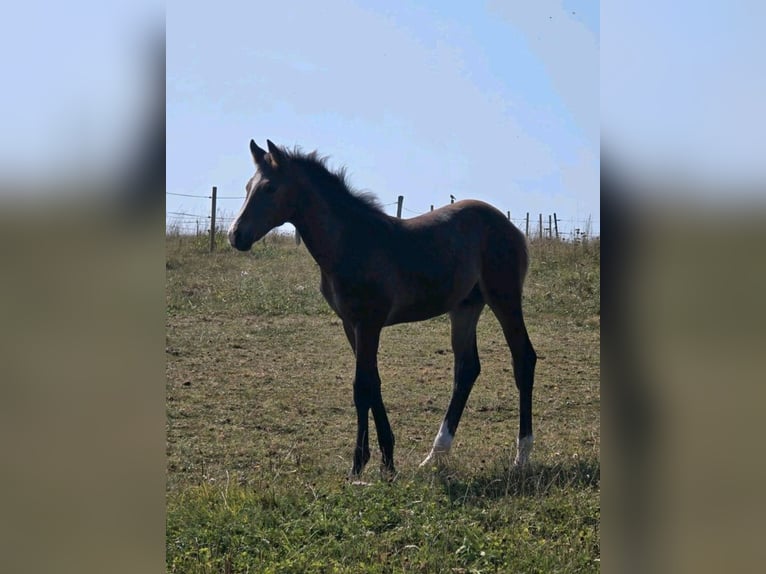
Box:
[525,212,530,237]
[209,186,217,252]
[397,195,404,218]
[507,211,511,220]
[553,213,559,239]
[548,214,552,239]
[430,205,433,212]
[295,228,301,245]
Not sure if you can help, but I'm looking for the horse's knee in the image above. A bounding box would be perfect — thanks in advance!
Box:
[353,374,380,409]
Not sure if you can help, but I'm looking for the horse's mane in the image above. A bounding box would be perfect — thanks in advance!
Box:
[283,147,386,217]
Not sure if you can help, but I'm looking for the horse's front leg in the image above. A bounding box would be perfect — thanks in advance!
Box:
[350,324,396,479]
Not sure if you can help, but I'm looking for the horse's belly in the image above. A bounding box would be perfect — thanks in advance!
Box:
[385,300,447,325]
[385,275,478,325]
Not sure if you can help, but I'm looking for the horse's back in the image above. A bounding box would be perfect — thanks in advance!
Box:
[404,199,527,277]
[405,199,520,234]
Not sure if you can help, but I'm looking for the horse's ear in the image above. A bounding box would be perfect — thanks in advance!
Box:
[266,139,284,169]
[250,139,267,166]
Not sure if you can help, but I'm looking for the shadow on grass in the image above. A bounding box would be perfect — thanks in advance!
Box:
[432,457,600,502]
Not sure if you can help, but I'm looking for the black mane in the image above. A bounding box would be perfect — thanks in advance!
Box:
[283,147,386,216]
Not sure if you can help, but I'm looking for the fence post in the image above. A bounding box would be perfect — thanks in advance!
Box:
[397,195,404,218]
[209,186,217,252]
[525,212,530,237]
[507,211,511,220]
[548,214,552,239]
[553,213,559,239]
[538,213,543,240]
[295,228,301,246]
[430,205,433,212]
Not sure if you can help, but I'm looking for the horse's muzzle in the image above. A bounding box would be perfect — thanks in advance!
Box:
[228,227,253,251]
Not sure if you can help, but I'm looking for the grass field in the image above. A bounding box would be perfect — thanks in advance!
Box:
[166,231,600,573]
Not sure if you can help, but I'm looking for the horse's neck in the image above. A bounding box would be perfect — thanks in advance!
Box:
[291,187,387,272]
[290,190,346,270]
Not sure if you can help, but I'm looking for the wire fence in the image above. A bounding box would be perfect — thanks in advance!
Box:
[166,187,599,248]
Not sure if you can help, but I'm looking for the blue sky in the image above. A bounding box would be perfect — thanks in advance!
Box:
[167,0,600,236]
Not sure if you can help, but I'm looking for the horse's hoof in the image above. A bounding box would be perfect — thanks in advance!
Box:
[380,464,397,482]
[419,450,448,468]
[350,449,370,478]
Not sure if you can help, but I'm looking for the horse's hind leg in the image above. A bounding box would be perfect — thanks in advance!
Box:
[482,282,537,466]
[420,292,484,467]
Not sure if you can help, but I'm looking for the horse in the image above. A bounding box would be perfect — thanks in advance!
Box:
[229,139,537,478]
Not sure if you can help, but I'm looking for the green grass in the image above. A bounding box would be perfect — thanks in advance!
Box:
[167,467,599,573]
[166,231,600,572]
[166,231,330,317]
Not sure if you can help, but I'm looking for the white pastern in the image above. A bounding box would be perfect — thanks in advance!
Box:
[433,420,453,452]
[419,420,453,467]
[513,434,534,466]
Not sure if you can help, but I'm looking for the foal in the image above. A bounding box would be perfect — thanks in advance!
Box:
[229,139,537,477]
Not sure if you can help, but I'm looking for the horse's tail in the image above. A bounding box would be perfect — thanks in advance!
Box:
[520,236,530,286]
[511,221,530,289]
[479,202,530,295]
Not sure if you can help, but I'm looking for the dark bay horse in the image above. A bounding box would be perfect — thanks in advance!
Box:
[229,139,537,478]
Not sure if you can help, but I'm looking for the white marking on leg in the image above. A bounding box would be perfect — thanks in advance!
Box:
[514,434,534,466]
[419,420,453,467]
[433,420,453,452]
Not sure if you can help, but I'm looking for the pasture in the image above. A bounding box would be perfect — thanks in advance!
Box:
[166,231,600,572]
